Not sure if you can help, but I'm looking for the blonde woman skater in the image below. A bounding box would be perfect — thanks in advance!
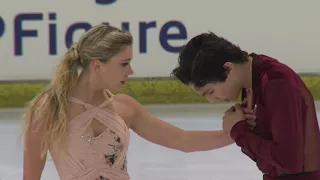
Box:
[22,24,255,180]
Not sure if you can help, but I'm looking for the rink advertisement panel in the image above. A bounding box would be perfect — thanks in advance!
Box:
[0,0,320,81]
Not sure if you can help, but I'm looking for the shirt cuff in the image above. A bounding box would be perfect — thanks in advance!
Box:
[230,121,248,141]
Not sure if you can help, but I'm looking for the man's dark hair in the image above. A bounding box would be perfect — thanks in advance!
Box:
[171,32,248,88]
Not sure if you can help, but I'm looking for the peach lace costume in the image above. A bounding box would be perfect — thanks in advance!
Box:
[50,89,130,180]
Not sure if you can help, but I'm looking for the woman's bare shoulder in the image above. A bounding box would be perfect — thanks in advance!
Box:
[112,93,142,128]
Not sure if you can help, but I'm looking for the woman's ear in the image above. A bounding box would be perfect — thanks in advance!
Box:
[92,60,101,73]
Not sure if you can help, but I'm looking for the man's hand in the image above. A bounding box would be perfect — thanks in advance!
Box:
[223,104,246,133]
[241,88,257,131]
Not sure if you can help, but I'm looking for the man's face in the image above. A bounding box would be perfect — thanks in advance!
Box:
[190,62,243,103]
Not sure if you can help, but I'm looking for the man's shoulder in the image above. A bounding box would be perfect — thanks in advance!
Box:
[259,56,303,95]
[259,54,299,85]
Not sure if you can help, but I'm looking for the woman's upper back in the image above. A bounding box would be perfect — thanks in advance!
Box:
[51,89,131,180]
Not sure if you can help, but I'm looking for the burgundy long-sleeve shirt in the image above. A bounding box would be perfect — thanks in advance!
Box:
[230,53,320,180]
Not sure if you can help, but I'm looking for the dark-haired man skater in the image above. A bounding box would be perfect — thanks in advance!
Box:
[171,32,320,180]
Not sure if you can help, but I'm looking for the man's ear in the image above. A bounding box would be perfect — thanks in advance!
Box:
[223,62,234,74]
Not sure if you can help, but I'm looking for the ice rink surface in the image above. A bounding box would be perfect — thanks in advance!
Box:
[1,103,319,180]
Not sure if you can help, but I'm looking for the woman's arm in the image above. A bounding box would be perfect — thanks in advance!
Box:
[116,94,234,152]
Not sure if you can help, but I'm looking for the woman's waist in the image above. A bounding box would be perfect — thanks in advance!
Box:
[60,164,130,180]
